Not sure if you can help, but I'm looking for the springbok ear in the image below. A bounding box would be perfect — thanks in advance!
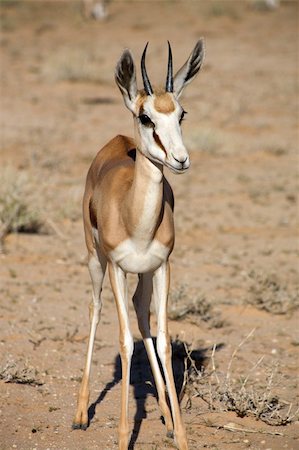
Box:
[115,50,138,112]
[173,39,205,98]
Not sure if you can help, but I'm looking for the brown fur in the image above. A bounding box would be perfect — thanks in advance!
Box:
[74,41,202,449]
[136,90,175,115]
[83,135,174,256]
[154,92,175,114]
[136,92,147,112]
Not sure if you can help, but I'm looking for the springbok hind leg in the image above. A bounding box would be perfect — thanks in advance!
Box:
[133,273,173,437]
[108,263,133,450]
[73,250,106,430]
[153,262,189,450]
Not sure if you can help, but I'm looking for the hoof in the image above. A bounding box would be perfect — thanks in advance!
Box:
[72,422,88,430]
[166,430,174,439]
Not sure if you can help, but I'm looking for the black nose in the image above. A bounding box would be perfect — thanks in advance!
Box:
[173,155,188,165]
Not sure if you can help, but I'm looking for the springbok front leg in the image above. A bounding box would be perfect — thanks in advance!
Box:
[153,262,188,450]
[108,263,134,450]
[73,250,106,430]
[133,273,173,436]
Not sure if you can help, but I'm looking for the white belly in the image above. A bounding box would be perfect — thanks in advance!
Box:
[110,239,170,273]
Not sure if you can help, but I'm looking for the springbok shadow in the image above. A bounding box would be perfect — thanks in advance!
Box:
[88,338,222,449]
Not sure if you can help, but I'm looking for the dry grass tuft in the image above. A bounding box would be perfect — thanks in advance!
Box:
[251,0,281,12]
[0,358,43,386]
[181,330,299,426]
[57,185,83,222]
[206,1,240,20]
[41,48,105,84]
[169,284,226,328]
[0,167,45,249]
[246,271,299,315]
[185,127,223,154]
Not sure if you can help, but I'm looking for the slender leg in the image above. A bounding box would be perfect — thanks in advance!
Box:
[133,273,173,436]
[73,250,106,430]
[153,262,188,450]
[108,263,134,450]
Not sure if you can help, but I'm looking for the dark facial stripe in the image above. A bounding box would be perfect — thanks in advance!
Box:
[153,130,167,156]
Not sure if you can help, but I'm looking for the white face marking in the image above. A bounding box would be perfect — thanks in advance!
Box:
[110,239,170,274]
[135,95,190,174]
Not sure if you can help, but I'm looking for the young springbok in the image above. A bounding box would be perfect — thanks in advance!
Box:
[72,41,204,450]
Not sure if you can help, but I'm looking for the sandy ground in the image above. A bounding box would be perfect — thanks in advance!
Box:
[0,1,298,449]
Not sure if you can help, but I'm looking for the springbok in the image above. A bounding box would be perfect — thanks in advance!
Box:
[72,41,204,450]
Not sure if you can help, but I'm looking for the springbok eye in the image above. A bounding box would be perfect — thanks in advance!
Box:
[179,110,187,124]
[139,114,154,127]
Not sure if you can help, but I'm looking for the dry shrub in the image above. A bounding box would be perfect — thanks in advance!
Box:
[57,185,83,222]
[185,127,223,154]
[251,0,281,11]
[0,167,44,249]
[169,284,226,328]
[0,358,43,386]
[246,271,299,315]
[41,47,105,83]
[206,1,240,19]
[181,330,298,426]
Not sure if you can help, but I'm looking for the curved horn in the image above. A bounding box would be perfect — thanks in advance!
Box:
[165,40,173,92]
[141,42,153,96]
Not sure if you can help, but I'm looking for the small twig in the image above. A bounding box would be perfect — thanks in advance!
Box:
[180,347,189,403]
[286,402,293,418]
[257,362,278,418]
[45,218,66,240]
[226,328,256,383]
[223,423,283,436]
[29,337,47,350]
[210,343,220,385]
[241,355,265,389]
[206,421,284,436]
[66,326,79,342]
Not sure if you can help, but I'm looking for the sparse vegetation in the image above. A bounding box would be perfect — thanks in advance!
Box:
[41,48,105,84]
[57,185,82,222]
[182,331,299,426]
[251,0,281,12]
[246,271,299,315]
[0,167,45,249]
[0,358,43,386]
[169,284,226,328]
[185,127,223,153]
[206,1,240,20]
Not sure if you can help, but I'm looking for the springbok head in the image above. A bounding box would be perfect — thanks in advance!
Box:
[115,41,204,173]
